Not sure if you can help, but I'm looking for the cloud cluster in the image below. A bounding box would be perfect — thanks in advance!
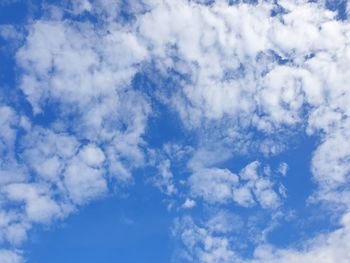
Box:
[0,5,151,260]
[133,0,350,261]
[2,0,350,262]
[175,211,350,263]
[188,161,283,209]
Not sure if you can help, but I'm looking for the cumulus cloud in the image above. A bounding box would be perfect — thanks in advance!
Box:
[0,250,23,263]
[249,212,350,263]
[174,211,350,263]
[182,199,196,209]
[173,214,238,263]
[189,168,239,204]
[188,161,282,209]
[2,0,350,261]
[63,158,107,205]
[134,0,350,261]
[0,1,151,256]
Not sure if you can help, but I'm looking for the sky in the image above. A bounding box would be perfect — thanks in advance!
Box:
[1,0,350,262]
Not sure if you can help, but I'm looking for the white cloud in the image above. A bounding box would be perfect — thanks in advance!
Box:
[175,211,350,263]
[182,199,196,209]
[64,158,107,205]
[21,129,79,182]
[0,250,23,263]
[248,212,350,263]
[3,0,350,262]
[0,106,27,186]
[173,215,237,263]
[13,5,152,187]
[240,161,260,181]
[16,20,148,115]
[232,185,255,207]
[69,0,92,14]
[254,180,280,209]
[188,161,282,209]
[154,159,177,195]
[0,106,18,153]
[135,0,349,149]
[189,168,239,204]
[135,0,350,218]
[78,144,105,168]
[0,2,152,254]
[205,211,243,234]
[278,162,288,177]
[0,211,28,246]
[311,126,350,191]
[3,183,65,223]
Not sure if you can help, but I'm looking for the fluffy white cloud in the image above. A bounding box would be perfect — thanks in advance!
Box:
[3,183,65,223]
[182,199,196,209]
[78,144,105,168]
[0,106,27,186]
[64,158,107,204]
[0,250,23,263]
[0,1,152,256]
[136,1,350,252]
[17,20,148,116]
[0,211,28,246]
[232,186,255,207]
[188,161,282,209]
[175,211,350,263]
[2,0,350,261]
[311,126,350,194]
[248,212,350,263]
[189,168,239,204]
[21,129,79,182]
[135,0,349,148]
[174,215,238,263]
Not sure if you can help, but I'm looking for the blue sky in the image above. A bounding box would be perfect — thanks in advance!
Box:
[1,0,350,263]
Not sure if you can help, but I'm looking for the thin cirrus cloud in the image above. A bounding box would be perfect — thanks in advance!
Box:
[0,0,350,262]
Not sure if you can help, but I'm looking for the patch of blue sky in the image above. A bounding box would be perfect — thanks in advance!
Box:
[324,0,348,19]
[22,179,175,263]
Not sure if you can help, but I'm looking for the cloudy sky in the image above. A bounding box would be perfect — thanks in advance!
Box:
[1,0,350,262]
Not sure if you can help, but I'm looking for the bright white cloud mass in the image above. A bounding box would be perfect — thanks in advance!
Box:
[1,0,350,262]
